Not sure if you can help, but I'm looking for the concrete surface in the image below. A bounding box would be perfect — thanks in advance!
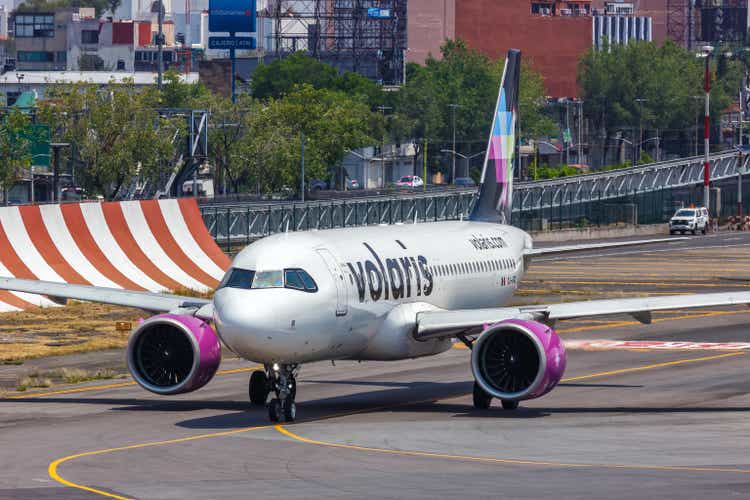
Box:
[1,231,749,499]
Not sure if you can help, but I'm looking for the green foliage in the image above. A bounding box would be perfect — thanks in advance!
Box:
[251,52,381,105]
[0,109,34,190]
[37,81,176,198]
[17,0,110,17]
[578,40,741,160]
[533,164,580,180]
[395,39,553,174]
[160,69,209,108]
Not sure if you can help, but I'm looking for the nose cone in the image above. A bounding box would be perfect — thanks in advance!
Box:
[213,288,278,362]
[213,288,329,364]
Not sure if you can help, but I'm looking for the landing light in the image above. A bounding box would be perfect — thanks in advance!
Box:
[273,363,280,371]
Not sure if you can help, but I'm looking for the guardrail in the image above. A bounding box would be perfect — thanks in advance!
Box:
[201,150,747,244]
[202,189,477,248]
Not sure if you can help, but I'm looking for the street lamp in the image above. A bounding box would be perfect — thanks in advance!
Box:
[376,105,392,188]
[440,149,484,178]
[696,45,714,211]
[635,98,647,163]
[448,104,462,183]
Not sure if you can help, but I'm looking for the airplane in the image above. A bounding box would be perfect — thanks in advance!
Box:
[2,49,749,423]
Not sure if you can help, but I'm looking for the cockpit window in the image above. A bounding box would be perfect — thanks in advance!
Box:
[252,270,283,289]
[284,268,318,293]
[217,268,255,290]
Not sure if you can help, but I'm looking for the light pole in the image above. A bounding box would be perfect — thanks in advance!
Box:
[448,103,461,183]
[690,95,702,156]
[697,45,714,211]
[635,98,647,164]
[376,105,392,188]
[440,149,484,179]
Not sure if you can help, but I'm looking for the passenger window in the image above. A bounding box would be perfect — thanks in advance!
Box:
[252,270,283,289]
[217,268,255,290]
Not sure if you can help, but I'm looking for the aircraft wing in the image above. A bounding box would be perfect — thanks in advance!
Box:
[0,277,213,318]
[415,291,750,340]
[524,237,685,257]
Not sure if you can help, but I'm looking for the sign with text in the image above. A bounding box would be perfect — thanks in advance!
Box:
[209,0,256,33]
[208,36,256,50]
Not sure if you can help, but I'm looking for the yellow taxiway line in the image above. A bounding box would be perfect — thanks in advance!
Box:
[46,351,746,499]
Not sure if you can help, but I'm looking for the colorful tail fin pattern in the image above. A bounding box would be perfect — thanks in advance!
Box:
[469,49,521,224]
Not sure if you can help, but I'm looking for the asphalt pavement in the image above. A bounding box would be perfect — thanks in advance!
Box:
[1,230,749,499]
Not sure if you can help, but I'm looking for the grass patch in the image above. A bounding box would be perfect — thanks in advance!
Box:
[171,287,214,299]
[15,367,123,391]
[16,376,52,392]
[0,302,143,363]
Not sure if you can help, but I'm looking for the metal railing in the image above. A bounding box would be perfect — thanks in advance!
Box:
[201,150,747,245]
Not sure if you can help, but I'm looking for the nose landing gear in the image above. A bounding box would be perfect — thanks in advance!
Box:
[265,363,298,422]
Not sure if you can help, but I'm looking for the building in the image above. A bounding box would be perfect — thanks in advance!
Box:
[408,0,652,98]
[342,144,416,189]
[9,7,186,72]
[0,70,198,106]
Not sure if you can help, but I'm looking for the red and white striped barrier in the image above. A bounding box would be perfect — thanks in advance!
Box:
[0,199,231,312]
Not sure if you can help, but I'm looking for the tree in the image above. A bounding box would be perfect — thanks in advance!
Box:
[0,109,34,200]
[577,40,736,164]
[395,39,553,178]
[233,85,379,194]
[250,52,381,105]
[38,81,177,198]
[160,69,209,108]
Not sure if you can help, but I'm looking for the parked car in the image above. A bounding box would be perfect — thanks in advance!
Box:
[346,178,361,190]
[395,175,424,188]
[454,177,477,187]
[309,179,329,191]
[669,207,708,235]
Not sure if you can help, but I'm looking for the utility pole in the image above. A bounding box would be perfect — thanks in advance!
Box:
[377,105,391,187]
[565,100,570,165]
[157,0,164,90]
[635,98,647,164]
[300,131,305,202]
[577,99,583,165]
[448,103,460,183]
[700,46,714,212]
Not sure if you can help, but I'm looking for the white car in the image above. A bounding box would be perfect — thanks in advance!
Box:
[395,175,424,188]
[669,207,708,235]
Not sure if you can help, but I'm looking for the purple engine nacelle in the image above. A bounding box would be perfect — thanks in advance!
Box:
[127,314,222,395]
[471,319,566,401]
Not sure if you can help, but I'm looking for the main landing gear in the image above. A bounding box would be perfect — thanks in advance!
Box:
[472,382,519,411]
[248,363,297,422]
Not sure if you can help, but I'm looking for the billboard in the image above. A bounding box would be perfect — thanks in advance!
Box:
[209,0,256,33]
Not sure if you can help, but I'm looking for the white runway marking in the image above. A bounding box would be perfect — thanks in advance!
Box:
[565,340,750,351]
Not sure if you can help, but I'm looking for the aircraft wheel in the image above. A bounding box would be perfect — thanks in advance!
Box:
[283,399,296,422]
[249,370,269,405]
[472,381,492,409]
[268,399,282,422]
[501,399,519,410]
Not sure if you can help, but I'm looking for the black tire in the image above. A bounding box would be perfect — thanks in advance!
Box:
[691,228,696,235]
[701,226,707,235]
[249,370,269,405]
[501,399,519,410]
[268,399,282,422]
[669,230,675,235]
[283,399,296,422]
[472,381,492,409]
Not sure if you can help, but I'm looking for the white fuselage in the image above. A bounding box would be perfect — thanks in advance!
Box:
[213,220,532,364]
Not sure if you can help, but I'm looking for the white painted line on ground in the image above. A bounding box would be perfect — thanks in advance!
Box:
[565,340,750,351]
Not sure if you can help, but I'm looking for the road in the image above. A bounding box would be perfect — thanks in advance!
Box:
[1,231,749,499]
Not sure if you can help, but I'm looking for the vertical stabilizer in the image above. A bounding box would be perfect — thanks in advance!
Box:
[469,49,521,224]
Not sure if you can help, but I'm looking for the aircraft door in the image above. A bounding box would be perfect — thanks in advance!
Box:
[316,249,348,316]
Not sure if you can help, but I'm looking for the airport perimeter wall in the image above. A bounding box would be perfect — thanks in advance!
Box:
[0,199,230,312]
